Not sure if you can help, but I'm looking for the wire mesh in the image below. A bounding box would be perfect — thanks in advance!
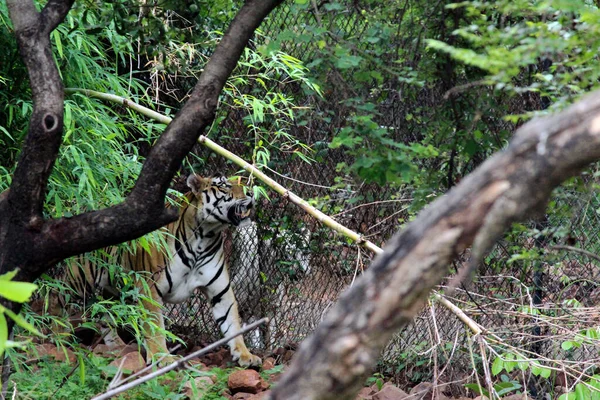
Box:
[164,4,600,390]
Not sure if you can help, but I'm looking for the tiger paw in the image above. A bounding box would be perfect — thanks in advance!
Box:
[237,352,262,368]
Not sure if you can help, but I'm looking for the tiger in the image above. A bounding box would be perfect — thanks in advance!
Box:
[52,174,261,367]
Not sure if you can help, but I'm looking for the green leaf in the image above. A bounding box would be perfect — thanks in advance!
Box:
[0,280,38,303]
[335,55,363,69]
[464,383,488,396]
[495,381,521,396]
[491,357,504,376]
[540,366,552,379]
[0,269,18,281]
[559,393,577,400]
[78,354,86,385]
[575,383,591,400]
[3,308,43,337]
[0,313,7,357]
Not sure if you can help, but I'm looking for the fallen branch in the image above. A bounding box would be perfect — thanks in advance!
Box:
[90,318,268,400]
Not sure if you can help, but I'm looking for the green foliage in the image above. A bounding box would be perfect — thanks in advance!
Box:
[9,351,207,399]
[559,375,600,400]
[465,376,522,398]
[365,372,385,391]
[0,270,42,357]
[428,0,600,113]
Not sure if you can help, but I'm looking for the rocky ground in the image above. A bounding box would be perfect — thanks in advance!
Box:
[30,342,530,399]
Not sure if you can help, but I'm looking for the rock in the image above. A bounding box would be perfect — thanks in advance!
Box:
[108,351,145,375]
[371,385,409,400]
[228,369,269,394]
[186,358,209,371]
[233,393,254,400]
[248,391,271,400]
[262,357,276,371]
[34,343,77,363]
[201,347,231,367]
[92,344,119,357]
[183,376,214,398]
[355,386,376,399]
[409,382,449,400]
[118,343,141,357]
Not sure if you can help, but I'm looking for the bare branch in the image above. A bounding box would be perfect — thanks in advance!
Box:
[550,245,600,263]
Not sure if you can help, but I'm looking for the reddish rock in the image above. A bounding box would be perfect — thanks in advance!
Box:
[371,385,409,400]
[201,347,230,367]
[228,369,269,394]
[248,391,271,400]
[34,343,77,363]
[92,344,119,357]
[262,357,276,371]
[186,358,209,371]
[233,393,254,400]
[118,344,140,357]
[108,351,145,375]
[355,386,376,399]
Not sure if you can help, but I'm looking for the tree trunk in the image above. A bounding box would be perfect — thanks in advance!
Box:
[0,0,282,282]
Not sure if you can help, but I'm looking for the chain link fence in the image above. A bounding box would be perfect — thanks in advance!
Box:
[160,4,600,394]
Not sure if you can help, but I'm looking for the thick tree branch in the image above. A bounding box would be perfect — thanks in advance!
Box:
[268,91,600,399]
[41,0,75,34]
[0,0,283,280]
[4,0,69,224]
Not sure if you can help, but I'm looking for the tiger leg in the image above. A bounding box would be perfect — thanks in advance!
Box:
[140,283,170,362]
[205,282,261,367]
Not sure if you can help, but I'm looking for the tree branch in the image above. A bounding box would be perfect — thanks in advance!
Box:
[268,91,600,399]
[41,0,75,34]
[1,0,283,280]
[4,0,69,225]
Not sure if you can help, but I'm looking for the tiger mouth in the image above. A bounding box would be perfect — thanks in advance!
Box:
[237,210,251,219]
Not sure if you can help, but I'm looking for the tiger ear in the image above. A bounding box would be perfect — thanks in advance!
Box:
[187,174,210,195]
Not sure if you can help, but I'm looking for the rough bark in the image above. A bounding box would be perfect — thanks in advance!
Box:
[269,92,600,399]
[0,0,283,282]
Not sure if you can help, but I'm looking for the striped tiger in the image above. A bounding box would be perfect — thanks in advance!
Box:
[56,174,261,367]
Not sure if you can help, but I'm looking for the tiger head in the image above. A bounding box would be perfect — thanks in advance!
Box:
[186,174,254,228]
